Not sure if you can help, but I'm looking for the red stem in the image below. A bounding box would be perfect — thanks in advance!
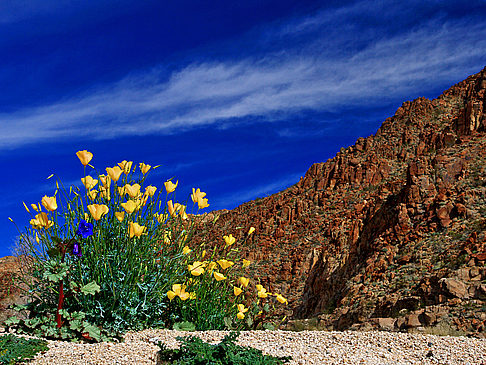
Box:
[56,280,64,328]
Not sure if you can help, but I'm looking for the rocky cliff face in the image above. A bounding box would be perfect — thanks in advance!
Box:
[196,66,486,337]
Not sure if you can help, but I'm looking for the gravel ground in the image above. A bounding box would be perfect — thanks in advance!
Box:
[20,329,486,364]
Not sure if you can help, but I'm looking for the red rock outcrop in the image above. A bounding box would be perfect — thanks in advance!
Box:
[195,66,486,337]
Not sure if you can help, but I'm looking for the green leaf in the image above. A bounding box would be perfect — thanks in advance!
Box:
[83,323,102,342]
[47,247,61,258]
[69,319,84,332]
[51,236,63,244]
[263,322,275,330]
[70,311,86,321]
[80,281,100,295]
[4,316,20,326]
[173,321,196,331]
[246,315,253,328]
[263,303,270,312]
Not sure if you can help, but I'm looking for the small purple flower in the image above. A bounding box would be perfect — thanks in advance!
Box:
[72,242,82,257]
[76,220,93,238]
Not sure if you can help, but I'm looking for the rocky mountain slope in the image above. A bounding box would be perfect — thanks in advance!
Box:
[195,66,486,337]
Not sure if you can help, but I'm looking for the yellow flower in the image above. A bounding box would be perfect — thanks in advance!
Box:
[106,166,123,182]
[99,174,111,188]
[217,259,234,270]
[233,287,242,296]
[191,188,206,203]
[118,160,133,174]
[115,212,125,222]
[81,176,98,190]
[237,311,245,320]
[242,259,251,268]
[167,290,177,301]
[275,294,288,304]
[35,233,40,244]
[154,213,168,223]
[41,195,57,211]
[248,227,255,235]
[31,203,39,212]
[30,212,53,229]
[163,231,171,244]
[198,198,209,209]
[174,203,188,220]
[207,261,217,274]
[179,291,190,301]
[22,202,30,213]
[144,185,157,197]
[124,183,141,198]
[139,162,151,174]
[257,285,268,298]
[164,180,178,193]
[167,200,175,215]
[183,246,192,255]
[213,272,226,281]
[121,200,137,214]
[87,189,98,200]
[223,234,236,246]
[128,221,146,238]
[237,304,248,313]
[255,284,264,291]
[239,277,249,288]
[189,292,197,300]
[76,150,93,166]
[201,250,206,258]
[188,261,205,276]
[87,204,109,221]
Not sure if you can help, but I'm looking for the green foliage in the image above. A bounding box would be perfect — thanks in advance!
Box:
[157,332,291,365]
[0,334,48,364]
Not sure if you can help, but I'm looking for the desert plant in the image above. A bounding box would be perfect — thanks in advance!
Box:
[8,150,288,342]
[0,334,48,364]
[156,331,291,364]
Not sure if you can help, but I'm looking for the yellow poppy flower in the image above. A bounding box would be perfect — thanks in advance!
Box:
[237,304,248,313]
[198,198,209,209]
[87,189,98,200]
[31,203,39,212]
[188,261,205,276]
[163,231,171,244]
[41,195,57,211]
[124,184,141,198]
[29,212,53,229]
[81,176,98,190]
[275,294,288,304]
[87,204,109,221]
[167,290,177,301]
[242,259,251,268]
[139,162,151,174]
[207,261,217,274]
[248,227,255,235]
[164,180,178,193]
[178,291,190,301]
[213,272,226,281]
[217,259,234,270]
[183,246,192,255]
[115,212,125,222]
[239,277,249,287]
[223,234,236,246]
[144,185,157,197]
[121,200,137,214]
[237,311,245,320]
[35,232,40,244]
[174,203,188,220]
[76,150,93,166]
[106,166,123,182]
[98,174,111,188]
[233,287,242,296]
[167,200,175,215]
[118,160,133,174]
[255,284,264,291]
[128,221,145,238]
[191,188,206,203]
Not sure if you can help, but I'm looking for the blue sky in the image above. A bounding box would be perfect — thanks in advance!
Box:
[1,0,486,257]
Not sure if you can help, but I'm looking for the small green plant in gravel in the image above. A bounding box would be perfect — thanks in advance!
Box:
[156,331,291,364]
[0,334,48,364]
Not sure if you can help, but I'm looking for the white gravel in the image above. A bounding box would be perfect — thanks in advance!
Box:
[23,329,486,364]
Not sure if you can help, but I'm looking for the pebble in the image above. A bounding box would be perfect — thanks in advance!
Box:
[15,329,486,364]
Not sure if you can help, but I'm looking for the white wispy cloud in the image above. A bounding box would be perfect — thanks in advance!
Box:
[1,2,485,150]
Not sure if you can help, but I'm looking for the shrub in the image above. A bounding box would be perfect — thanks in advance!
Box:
[8,150,288,342]
[156,331,291,364]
